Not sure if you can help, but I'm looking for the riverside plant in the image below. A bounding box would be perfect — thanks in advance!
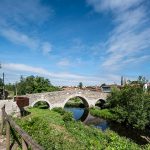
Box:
[14,108,150,150]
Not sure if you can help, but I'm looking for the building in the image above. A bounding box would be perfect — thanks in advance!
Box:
[101,84,121,93]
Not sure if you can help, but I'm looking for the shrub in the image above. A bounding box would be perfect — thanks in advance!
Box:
[107,85,150,130]
[62,112,73,122]
[52,107,74,122]
[52,107,66,115]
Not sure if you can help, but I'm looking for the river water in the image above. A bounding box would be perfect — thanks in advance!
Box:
[64,107,149,145]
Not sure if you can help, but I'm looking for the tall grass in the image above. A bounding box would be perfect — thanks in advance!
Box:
[14,108,149,150]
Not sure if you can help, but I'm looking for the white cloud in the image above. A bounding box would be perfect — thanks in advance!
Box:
[57,59,70,67]
[2,63,86,79]
[87,0,142,12]
[0,28,38,49]
[2,63,121,85]
[0,28,53,54]
[87,0,150,73]
[0,0,53,55]
[0,0,53,27]
[41,42,52,55]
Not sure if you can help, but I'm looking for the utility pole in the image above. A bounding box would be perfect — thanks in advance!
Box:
[0,63,5,99]
[121,76,124,86]
[2,72,5,99]
[15,82,18,96]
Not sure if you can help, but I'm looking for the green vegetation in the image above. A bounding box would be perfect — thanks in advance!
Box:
[33,101,50,109]
[107,85,150,130]
[4,75,61,96]
[65,97,84,108]
[15,108,150,150]
[90,108,116,120]
[78,82,83,89]
[93,77,150,131]
[0,78,3,87]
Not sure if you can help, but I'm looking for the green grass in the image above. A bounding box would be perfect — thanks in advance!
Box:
[14,108,150,150]
[64,97,84,108]
[90,108,116,120]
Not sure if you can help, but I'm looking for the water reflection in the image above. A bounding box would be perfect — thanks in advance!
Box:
[64,107,89,121]
[64,107,149,145]
[64,107,108,130]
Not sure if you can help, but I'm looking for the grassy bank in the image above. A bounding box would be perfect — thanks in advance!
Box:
[15,108,149,150]
[90,108,116,120]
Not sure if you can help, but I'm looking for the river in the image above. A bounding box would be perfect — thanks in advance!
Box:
[64,107,149,145]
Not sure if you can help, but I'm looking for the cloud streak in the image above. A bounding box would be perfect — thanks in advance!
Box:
[87,0,150,73]
[2,63,121,85]
[0,0,53,27]
[0,0,53,55]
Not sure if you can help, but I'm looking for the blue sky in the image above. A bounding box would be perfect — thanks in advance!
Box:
[0,0,150,86]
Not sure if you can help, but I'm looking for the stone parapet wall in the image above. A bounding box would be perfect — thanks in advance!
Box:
[0,100,20,121]
[25,90,108,109]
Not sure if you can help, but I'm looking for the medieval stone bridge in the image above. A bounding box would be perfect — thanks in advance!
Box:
[25,90,108,109]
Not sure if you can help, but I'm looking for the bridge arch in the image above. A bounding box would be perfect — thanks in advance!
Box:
[63,94,89,108]
[31,99,51,109]
[95,98,106,107]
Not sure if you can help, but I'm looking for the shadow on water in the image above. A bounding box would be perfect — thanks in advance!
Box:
[64,107,89,121]
[64,107,150,145]
[108,121,150,145]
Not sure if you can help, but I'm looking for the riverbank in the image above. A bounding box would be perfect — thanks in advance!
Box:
[90,108,150,144]
[90,108,116,120]
[14,108,149,150]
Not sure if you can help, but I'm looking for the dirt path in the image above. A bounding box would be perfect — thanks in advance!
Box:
[0,135,6,150]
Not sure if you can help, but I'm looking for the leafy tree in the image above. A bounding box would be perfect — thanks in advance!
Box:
[107,84,150,130]
[138,76,148,84]
[14,76,61,95]
[78,82,83,89]
[129,76,148,86]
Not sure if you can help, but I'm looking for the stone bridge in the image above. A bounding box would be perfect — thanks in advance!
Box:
[25,90,108,109]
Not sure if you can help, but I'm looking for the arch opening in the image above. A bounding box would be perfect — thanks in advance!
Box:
[64,96,89,108]
[95,99,106,108]
[64,96,89,121]
[33,100,50,109]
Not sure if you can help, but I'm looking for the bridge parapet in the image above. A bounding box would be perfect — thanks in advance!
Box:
[24,90,108,109]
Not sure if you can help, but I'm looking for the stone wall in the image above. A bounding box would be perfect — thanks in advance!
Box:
[0,100,20,121]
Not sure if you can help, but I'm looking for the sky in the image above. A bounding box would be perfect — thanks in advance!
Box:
[0,0,150,86]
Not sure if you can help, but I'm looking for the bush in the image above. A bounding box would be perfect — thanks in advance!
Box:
[52,107,74,122]
[107,85,150,130]
[62,112,73,122]
[52,107,66,115]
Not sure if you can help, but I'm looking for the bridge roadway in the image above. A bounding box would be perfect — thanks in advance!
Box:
[25,90,108,109]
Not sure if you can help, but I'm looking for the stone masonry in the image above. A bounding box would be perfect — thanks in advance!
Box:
[26,90,108,109]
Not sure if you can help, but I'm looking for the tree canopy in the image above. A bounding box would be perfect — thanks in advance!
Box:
[5,76,61,96]
[78,82,83,89]
[107,78,150,130]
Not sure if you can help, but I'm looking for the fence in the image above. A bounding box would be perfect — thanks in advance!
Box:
[0,105,44,150]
